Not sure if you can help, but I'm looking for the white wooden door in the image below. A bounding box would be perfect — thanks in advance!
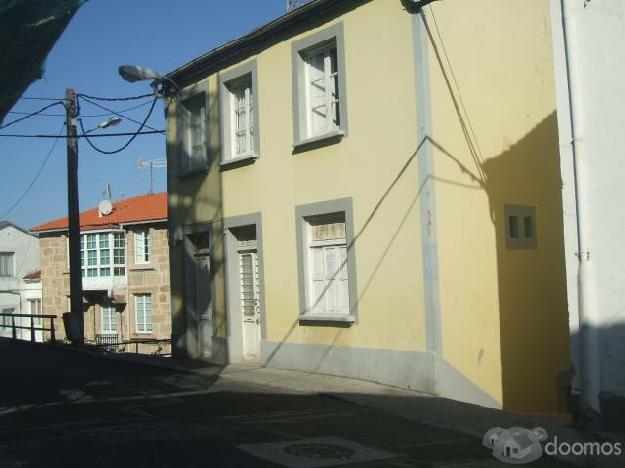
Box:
[240,249,261,361]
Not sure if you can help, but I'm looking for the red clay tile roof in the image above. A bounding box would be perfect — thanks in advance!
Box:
[32,193,167,232]
[23,270,41,280]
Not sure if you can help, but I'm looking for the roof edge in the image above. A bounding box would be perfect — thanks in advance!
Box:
[167,0,369,85]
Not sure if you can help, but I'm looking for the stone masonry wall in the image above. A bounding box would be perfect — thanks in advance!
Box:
[39,224,171,353]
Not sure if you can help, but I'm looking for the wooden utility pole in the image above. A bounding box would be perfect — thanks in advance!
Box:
[65,88,84,345]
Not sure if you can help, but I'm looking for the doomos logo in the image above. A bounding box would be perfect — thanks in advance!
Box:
[482,427,547,464]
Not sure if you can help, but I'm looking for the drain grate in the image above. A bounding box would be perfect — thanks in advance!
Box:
[238,436,397,467]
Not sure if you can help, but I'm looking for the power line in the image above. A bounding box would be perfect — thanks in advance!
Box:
[0,130,164,139]
[19,96,65,101]
[76,92,154,102]
[0,101,64,130]
[78,96,160,132]
[0,124,65,220]
[7,99,153,118]
[78,97,160,154]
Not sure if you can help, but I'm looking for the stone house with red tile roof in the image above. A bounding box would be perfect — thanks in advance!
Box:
[31,193,171,354]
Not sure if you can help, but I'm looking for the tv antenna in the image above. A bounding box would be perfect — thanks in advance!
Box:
[137,158,167,194]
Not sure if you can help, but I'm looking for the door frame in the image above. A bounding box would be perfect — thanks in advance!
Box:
[223,213,266,363]
[182,223,214,360]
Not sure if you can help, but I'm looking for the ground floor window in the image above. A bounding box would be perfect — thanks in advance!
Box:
[135,294,153,333]
[101,304,117,334]
[305,213,350,315]
[1,308,15,330]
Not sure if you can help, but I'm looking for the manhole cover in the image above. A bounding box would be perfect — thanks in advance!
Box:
[283,443,355,461]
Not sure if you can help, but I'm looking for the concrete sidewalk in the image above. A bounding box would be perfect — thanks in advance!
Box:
[101,350,624,468]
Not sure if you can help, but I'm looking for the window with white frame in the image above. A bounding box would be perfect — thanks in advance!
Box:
[181,94,207,173]
[0,252,15,277]
[230,76,255,158]
[134,230,150,264]
[292,23,347,146]
[304,43,339,137]
[79,232,125,278]
[101,303,117,334]
[305,213,349,315]
[135,293,153,333]
[219,61,259,164]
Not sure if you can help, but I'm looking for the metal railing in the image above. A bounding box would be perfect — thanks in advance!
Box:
[93,337,171,356]
[0,313,58,342]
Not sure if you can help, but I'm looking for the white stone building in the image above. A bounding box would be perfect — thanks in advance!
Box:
[0,221,42,340]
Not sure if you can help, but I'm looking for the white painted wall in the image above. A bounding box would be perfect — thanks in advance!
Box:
[0,224,41,340]
[551,0,625,411]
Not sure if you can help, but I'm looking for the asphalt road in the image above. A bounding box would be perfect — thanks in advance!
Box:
[0,339,573,468]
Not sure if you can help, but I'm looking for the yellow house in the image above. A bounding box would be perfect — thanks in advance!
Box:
[165,0,570,416]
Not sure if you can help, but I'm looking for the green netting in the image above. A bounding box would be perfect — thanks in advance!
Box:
[0,0,85,123]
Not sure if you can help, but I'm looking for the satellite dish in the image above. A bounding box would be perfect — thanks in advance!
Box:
[98,199,113,217]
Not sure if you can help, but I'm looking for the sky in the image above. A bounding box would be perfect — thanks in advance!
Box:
[0,0,289,230]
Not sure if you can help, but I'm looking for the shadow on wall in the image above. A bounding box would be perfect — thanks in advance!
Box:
[166,83,227,361]
[483,113,571,415]
[420,9,570,415]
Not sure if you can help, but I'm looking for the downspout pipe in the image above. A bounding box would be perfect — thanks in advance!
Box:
[559,0,601,416]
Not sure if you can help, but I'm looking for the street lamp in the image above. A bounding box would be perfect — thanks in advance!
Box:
[83,117,122,134]
[118,65,179,94]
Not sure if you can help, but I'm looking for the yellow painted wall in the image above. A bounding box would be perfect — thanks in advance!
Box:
[219,0,426,353]
[426,0,570,413]
[167,0,570,413]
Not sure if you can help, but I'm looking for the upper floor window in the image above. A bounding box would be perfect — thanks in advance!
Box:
[219,60,260,165]
[80,232,125,278]
[292,23,348,148]
[179,92,208,175]
[134,230,150,264]
[0,252,15,277]
[231,78,255,157]
[304,44,339,137]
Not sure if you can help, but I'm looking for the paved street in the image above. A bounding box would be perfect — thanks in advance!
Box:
[0,339,574,468]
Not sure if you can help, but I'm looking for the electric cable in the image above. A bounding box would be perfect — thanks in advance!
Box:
[0,130,164,139]
[7,99,153,119]
[78,97,160,154]
[76,92,154,102]
[0,123,65,219]
[0,101,64,130]
[78,96,160,132]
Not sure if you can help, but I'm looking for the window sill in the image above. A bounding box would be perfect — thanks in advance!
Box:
[293,129,344,154]
[220,154,258,170]
[129,264,155,271]
[177,166,210,178]
[299,313,355,325]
